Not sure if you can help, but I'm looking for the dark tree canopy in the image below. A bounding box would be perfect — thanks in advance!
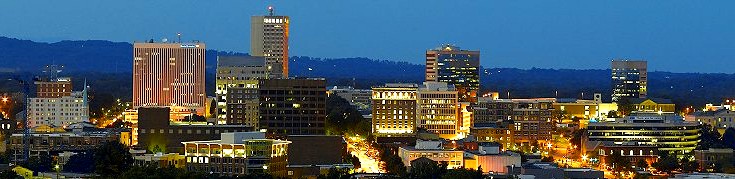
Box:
[94,142,133,176]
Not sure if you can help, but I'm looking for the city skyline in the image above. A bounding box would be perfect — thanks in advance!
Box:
[1,1,734,73]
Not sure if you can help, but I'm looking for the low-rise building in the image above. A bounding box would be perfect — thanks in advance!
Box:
[137,107,254,154]
[132,152,186,169]
[553,94,618,128]
[584,141,658,167]
[694,148,734,172]
[398,140,464,169]
[473,98,555,145]
[285,135,353,178]
[672,173,735,179]
[182,132,291,177]
[8,123,126,162]
[327,86,372,112]
[585,112,700,155]
[521,163,604,179]
[471,122,514,150]
[463,143,521,174]
[686,109,735,129]
[630,98,675,113]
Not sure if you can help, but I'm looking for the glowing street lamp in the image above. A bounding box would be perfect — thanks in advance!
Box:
[581,154,588,161]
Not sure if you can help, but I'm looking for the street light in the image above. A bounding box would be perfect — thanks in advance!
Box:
[55,164,60,178]
[1,97,7,103]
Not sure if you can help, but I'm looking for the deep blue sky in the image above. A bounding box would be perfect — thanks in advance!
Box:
[1,1,733,73]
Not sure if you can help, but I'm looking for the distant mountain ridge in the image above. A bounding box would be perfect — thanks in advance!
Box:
[1,36,735,109]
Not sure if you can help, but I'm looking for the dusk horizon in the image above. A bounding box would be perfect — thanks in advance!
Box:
[2,1,735,178]
[1,1,733,73]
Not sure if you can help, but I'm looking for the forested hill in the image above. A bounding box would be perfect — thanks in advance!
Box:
[1,36,734,109]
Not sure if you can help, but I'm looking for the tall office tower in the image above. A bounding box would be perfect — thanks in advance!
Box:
[258,78,326,136]
[215,56,268,126]
[132,42,207,115]
[426,45,480,103]
[611,60,647,102]
[417,82,459,139]
[371,83,419,137]
[251,6,290,78]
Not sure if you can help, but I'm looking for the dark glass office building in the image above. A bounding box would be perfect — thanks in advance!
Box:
[426,45,480,103]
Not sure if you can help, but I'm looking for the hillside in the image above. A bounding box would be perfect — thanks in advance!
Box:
[1,36,734,109]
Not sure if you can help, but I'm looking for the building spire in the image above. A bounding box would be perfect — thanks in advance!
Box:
[268,6,274,16]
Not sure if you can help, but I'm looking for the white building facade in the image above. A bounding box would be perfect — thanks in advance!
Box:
[27,90,88,128]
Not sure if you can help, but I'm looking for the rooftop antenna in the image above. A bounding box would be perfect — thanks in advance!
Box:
[177,32,182,43]
[268,6,274,16]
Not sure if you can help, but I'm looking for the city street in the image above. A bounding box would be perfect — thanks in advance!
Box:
[346,136,384,173]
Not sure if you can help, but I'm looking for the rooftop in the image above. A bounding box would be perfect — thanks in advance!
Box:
[217,56,265,67]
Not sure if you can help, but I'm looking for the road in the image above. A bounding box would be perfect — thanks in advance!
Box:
[346,136,384,173]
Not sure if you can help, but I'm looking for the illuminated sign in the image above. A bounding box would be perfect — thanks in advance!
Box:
[180,43,199,48]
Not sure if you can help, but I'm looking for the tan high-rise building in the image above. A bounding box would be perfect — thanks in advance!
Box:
[132,42,206,114]
[251,6,289,78]
[426,45,480,103]
[215,56,267,126]
[417,82,460,139]
[372,83,418,137]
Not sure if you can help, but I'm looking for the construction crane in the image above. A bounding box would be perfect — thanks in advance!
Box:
[6,78,31,162]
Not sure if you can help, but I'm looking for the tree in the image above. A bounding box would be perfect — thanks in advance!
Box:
[633,173,651,179]
[22,153,53,173]
[441,167,483,179]
[698,124,726,150]
[714,156,735,173]
[616,98,635,116]
[118,164,210,179]
[94,142,133,176]
[723,127,735,149]
[378,146,407,176]
[680,157,699,173]
[606,152,634,174]
[183,114,206,122]
[325,96,368,136]
[318,167,351,179]
[606,110,621,118]
[570,129,586,150]
[635,159,649,170]
[0,170,21,179]
[552,109,569,124]
[652,152,680,174]
[408,159,446,179]
[541,155,554,162]
[63,151,95,173]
